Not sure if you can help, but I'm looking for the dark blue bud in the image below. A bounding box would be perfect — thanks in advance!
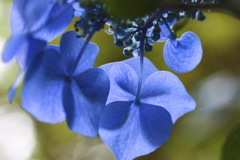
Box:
[135,19,145,26]
[167,13,176,22]
[184,12,191,19]
[114,38,124,47]
[151,33,160,41]
[121,22,133,30]
[124,38,133,47]
[134,32,142,42]
[144,44,152,52]
[153,24,161,34]
[197,12,206,21]
[123,48,133,57]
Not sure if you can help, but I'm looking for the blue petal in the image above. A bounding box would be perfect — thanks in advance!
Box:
[21,48,66,123]
[69,0,84,17]
[16,36,47,69]
[157,19,177,42]
[33,3,73,42]
[11,1,73,42]
[8,70,25,102]
[62,68,110,137]
[123,57,158,83]
[2,34,27,63]
[99,101,172,160]
[100,62,138,104]
[141,71,196,123]
[164,32,202,73]
[10,0,50,34]
[60,31,99,75]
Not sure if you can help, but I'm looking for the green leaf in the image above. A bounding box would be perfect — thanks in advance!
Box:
[220,0,240,19]
[222,122,240,160]
[96,0,164,20]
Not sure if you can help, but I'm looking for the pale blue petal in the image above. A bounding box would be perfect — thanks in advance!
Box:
[70,1,84,17]
[99,101,172,160]
[10,0,50,34]
[141,71,196,123]
[8,70,25,102]
[63,68,110,137]
[60,31,99,75]
[33,3,73,42]
[2,34,27,63]
[123,57,158,83]
[164,32,202,73]
[157,19,177,42]
[21,49,66,123]
[100,62,138,104]
[11,1,72,42]
[16,36,47,69]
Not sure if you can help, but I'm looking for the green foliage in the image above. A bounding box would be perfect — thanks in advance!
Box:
[96,0,163,20]
[222,122,240,160]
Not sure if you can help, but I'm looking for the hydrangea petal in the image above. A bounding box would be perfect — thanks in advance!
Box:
[33,3,73,42]
[60,31,99,75]
[11,1,73,42]
[16,36,47,69]
[157,19,177,42]
[100,62,138,104]
[141,71,196,123]
[8,70,25,102]
[10,0,51,34]
[123,57,158,83]
[164,32,202,73]
[69,0,84,17]
[21,49,66,123]
[2,34,27,63]
[99,101,173,160]
[63,68,110,137]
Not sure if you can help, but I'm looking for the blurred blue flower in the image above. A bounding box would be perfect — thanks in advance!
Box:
[99,57,195,160]
[3,0,74,66]
[21,31,110,137]
[2,0,74,101]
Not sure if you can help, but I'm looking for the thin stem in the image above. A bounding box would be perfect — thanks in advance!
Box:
[140,1,221,31]
[161,17,176,39]
[158,1,221,12]
[135,29,147,103]
[69,18,105,76]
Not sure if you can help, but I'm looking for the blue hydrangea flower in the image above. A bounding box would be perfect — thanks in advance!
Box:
[3,0,73,66]
[164,31,202,73]
[99,57,195,160]
[10,0,73,42]
[2,0,74,101]
[21,31,110,137]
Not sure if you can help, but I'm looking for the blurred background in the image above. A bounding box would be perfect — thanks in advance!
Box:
[0,0,240,160]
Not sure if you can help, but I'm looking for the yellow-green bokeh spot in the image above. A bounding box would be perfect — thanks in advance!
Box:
[96,0,163,20]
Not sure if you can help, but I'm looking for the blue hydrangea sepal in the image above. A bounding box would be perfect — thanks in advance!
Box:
[99,101,173,160]
[163,32,202,73]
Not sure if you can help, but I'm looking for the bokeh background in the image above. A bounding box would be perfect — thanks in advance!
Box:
[0,0,240,160]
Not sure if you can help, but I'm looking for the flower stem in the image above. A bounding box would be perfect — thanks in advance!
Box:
[69,18,105,76]
[135,29,147,103]
[161,17,176,39]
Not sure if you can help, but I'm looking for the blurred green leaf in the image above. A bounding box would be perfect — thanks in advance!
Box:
[96,0,163,20]
[220,0,240,19]
[221,122,240,160]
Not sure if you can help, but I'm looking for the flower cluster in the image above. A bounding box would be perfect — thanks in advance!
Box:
[2,0,216,159]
